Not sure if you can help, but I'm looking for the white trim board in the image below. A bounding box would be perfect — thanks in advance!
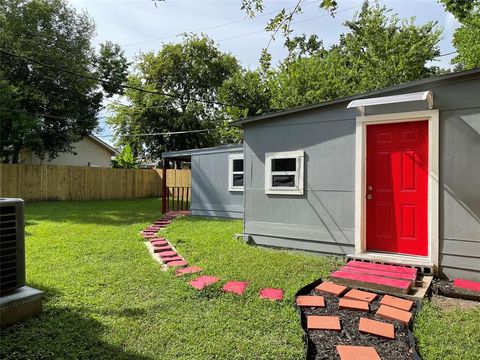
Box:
[353,110,439,270]
[228,153,244,192]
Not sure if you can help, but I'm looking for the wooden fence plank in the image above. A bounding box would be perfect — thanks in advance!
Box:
[0,164,190,201]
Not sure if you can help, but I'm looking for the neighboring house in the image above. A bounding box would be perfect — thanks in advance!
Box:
[19,135,119,168]
[229,69,479,281]
[163,144,244,219]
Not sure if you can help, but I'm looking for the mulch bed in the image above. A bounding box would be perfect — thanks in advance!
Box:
[296,279,421,360]
[431,278,480,302]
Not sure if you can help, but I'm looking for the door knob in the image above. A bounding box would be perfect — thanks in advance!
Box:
[367,194,373,200]
[368,185,373,191]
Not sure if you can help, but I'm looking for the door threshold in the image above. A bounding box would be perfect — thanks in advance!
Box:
[346,252,434,274]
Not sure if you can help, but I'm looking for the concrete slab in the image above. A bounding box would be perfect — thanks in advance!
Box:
[0,286,44,326]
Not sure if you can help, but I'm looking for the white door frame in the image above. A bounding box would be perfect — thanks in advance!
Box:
[354,110,439,268]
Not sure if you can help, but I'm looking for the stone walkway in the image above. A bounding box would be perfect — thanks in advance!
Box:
[140,212,284,301]
[299,281,415,359]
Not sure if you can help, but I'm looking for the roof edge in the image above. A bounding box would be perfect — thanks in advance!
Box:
[231,68,480,127]
[88,135,120,155]
[162,143,243,159]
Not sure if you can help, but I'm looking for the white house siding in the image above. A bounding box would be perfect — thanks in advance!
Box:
[19,136,114,168]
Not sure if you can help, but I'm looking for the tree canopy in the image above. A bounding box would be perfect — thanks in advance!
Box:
[0,0,128,163]
[219,2,442,114]
[440,0,480,69]
[107,35,240,159]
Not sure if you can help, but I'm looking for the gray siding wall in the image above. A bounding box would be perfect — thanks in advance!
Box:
[191,149,244,218]
[243,76,480,280]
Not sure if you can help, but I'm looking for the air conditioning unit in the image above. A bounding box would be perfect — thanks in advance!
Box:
[0,198,26,295]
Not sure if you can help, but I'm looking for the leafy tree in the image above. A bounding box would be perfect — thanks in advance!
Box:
[107,35,240,158]
[440,0,480,68]
[111,144,137,168]
[269,1,442,109]
[0,0,128,163]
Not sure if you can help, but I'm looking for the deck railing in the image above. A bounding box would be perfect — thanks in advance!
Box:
[165,186,190,212]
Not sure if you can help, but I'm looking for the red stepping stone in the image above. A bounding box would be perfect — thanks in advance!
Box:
[259,288,283,301]
[296,296,325,307]
[315,281,347,296]
[189,275,220,290]
[167,260,188,268]
[162,256,183,263]
[223,281,249,295]
[152,244,172,250]
[359,317,395,339]
[346,260,417,276]
[342,265,416,283]
[344,289,378,303]
[143,234,155,239]
[330,270,411,294]
[157,250,177,258]
[380,295,413,311]
[150,237,166,242]
[336,345,381,360]
[339,298,369,311]
[307,316,341,331]
[151,241,169,247]
[453,278,480,293]
[175,266,203,277]
[376,305,412,325]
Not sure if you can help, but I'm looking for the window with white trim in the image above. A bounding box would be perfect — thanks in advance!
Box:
[228,154,244,192]
[265,150,304,195]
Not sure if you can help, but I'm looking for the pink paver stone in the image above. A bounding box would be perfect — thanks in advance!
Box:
[143,234,155,238]
[453,278,480,293]
[162,256,184,263]
[259,288,284,301]
[150,237,166,242]
[223,281,249,295]
[147,226,161,230]
[158,250,177,258]
[189,275,220,290]
[151,241,169,247]
[175,266,203,277]
[167,260,188,268]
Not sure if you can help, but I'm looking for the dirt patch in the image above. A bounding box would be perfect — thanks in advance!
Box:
[431,294,480,310]
[299,288,418,360]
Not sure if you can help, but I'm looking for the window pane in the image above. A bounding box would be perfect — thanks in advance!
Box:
[272,158,296,171]
[233,174,244,187]
[272,175,295,187]
[233,159,243,172]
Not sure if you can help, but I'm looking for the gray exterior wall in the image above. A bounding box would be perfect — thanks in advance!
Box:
[242,73,480,281]
[190,146,244,219]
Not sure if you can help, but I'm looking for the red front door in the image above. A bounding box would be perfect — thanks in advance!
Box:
[366,120,428,256]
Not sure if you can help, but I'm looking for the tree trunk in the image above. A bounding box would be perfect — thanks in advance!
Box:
[11,146,21,164]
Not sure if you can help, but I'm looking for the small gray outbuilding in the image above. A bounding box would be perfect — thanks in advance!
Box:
[162,144,244,219]
[233,69,480,281]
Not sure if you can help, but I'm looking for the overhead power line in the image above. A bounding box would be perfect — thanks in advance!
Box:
[96,128,214,138]
[0,48,246,109]
[121,0,324,47]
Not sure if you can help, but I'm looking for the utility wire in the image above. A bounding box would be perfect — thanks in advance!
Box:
[0,48,248,109]
[121,0,324,47]
[96,129,214,138]
[217,4,360,42]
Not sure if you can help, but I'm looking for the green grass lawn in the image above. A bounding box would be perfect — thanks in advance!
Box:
[1,198,478,360]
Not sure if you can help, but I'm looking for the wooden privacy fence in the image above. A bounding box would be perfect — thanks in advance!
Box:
[162,168,192,212]
[0,164,191,202]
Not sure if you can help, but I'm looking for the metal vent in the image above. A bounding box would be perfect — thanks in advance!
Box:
[0,199,25,295]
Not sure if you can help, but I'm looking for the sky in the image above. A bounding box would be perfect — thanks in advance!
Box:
[69,0,460,144]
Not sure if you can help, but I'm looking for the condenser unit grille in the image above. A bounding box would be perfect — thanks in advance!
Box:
[0,200,25,295]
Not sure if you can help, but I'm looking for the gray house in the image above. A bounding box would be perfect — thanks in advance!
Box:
[163,144,244,218]
[233,69,480,281]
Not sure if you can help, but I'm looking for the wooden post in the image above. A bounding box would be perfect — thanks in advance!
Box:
[161,159,167,213]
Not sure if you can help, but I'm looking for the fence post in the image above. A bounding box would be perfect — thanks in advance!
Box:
[161,160,167,213]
